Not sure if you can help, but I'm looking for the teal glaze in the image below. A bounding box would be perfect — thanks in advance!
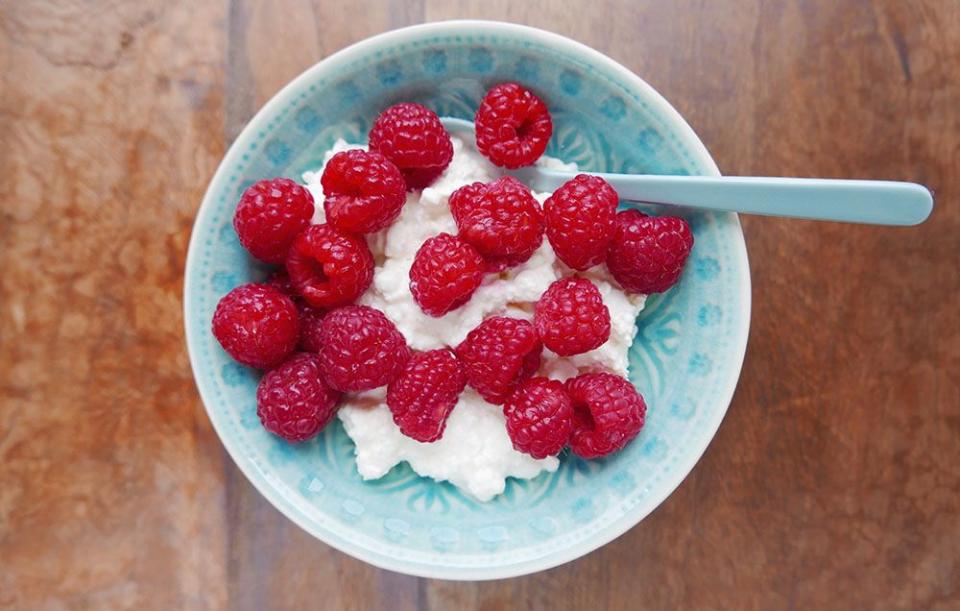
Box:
[442,117,933,225]
[183,21,751,580]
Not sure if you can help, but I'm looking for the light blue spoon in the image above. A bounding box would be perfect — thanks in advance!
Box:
[440,118,933,226]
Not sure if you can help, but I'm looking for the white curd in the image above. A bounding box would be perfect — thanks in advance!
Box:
[302,137,645,501]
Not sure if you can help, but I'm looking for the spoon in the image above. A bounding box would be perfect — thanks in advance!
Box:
[440,117,933,226]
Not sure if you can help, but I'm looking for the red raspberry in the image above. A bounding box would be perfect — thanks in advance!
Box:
[455,317,542,404]
[297,304,325,353]
[474,82,553,168]
[544,174,618,271]
[450,184,539,270]
[321,149,406,233]
[285,224,374,309]
[451,176,544,264]
[257,352,341,442]
[503,377,574,459]
[387,349,467,442]
[534,277,611,356]
[368,103,453,191]
[233,178,314,264]
[317,305,410,392]
[565,373,646,459]
[211,283,299,369]
[606,210,694,294]
[409,233,486,317]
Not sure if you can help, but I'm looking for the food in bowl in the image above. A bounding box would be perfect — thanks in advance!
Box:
[210,82,694,501]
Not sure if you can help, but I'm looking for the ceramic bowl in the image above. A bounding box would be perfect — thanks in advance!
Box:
[184,20,750,579]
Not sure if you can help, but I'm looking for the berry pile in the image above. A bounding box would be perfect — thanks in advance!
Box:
[211,83,694,469]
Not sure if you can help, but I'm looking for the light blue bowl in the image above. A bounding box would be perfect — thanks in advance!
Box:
[184,21,750,579]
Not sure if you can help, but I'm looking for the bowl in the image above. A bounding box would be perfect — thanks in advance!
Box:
[184,20,750,579]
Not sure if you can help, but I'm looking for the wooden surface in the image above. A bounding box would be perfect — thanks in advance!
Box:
[1,1,958,609]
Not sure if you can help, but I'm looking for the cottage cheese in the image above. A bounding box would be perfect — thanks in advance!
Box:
[302,137,646,501]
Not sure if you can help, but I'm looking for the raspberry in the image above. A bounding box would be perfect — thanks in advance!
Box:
[606,210,694,294]
[233,178,314,264]
[534,277,611,356]
[285,224,374,309]
[211,283,299,369]
[387,349,467,442]
[451,176,544,264]
[450,183,539,269]
[409,233,486,317]
[544,174,618,271]
[455,317,542,404]
[368,103,453,191]
[320,149,406,233]
[503,377,574,458]
[317,305,410,392]
[297,304,325,353]
[474,82,553,168]
[565,373,646,458]
[257,352,341,442]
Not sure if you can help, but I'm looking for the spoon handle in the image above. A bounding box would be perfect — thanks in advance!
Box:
[513,169,933,226]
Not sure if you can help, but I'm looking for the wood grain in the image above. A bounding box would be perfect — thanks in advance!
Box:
[1,1,958,609]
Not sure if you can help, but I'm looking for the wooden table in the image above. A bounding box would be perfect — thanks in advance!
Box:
[2,1,958,609]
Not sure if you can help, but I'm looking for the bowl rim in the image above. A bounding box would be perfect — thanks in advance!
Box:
[184,19,752,580]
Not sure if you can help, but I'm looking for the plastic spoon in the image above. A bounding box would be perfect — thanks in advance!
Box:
[440,117,933,226]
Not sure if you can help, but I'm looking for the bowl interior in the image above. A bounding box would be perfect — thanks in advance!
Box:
[185,21,749,579]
